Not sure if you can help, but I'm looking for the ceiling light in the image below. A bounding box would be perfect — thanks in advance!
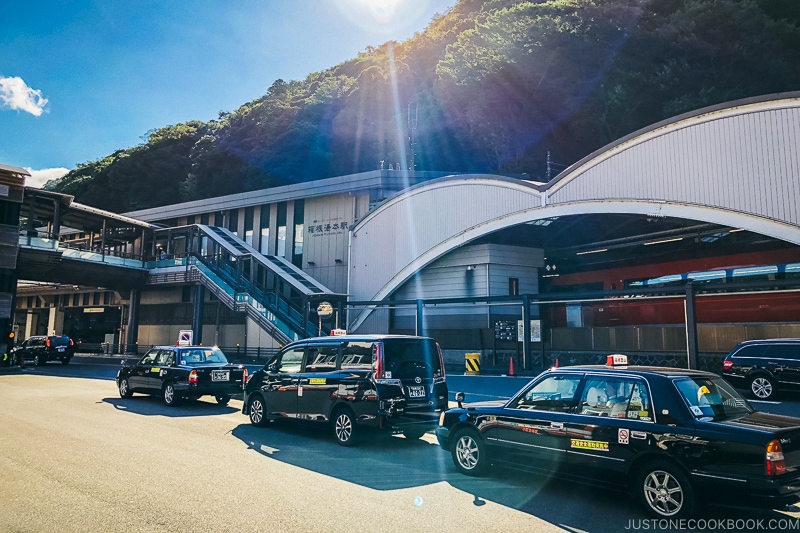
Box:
[576,248,608,255]
[643,237,683,246]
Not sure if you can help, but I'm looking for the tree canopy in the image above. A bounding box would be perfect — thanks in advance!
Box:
[48,0,800,211]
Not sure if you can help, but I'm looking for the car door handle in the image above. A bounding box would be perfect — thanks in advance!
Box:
[550,422,564,429]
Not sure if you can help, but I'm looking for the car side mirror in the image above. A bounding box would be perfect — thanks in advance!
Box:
[120,359,126,366]
[455,391,465,409]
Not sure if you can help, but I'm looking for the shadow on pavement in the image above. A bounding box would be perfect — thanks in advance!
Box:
[231,421,798,532]
[102,395,241,417]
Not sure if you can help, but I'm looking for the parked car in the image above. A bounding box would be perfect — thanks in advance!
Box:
[116,345,248,406]
[437,355,800,519]
[11,335,75,365]
[243,335,448,446]
[722,338,800,400]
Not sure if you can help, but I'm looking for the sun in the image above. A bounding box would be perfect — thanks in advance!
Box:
[357,0,403,23]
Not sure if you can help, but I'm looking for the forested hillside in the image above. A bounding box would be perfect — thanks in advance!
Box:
[48,0,800,212]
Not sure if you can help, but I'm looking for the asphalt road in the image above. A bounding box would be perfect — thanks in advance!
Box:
[1,361,799,533]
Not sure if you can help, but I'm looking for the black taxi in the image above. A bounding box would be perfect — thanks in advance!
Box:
[437,355,800,519]
[117,345,248,406]
[243,335,448,446]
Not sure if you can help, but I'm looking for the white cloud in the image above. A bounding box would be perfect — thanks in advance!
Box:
[0,76,48,116]
[24,167,69,188]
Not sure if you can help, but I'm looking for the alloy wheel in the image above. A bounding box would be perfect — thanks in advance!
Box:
[643,469,684,517]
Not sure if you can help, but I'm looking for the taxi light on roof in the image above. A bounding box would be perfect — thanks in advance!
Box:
[766,440,786,476]
[606,354,628,366]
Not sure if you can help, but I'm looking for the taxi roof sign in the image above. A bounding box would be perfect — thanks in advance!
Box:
[606,354,629,366]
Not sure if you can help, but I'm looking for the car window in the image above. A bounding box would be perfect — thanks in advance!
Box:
[383,339,441,378]
[140,350,158,365]
[765,344,800,361]
[49,336,70,347]
[734,345,768,358]
[303,345,339,373]
[155,350,174,366]
[509,375,582,412]
[579,376,653,421]
[277,347,304,373]
[674,376,753,421]
[179,348,228,365]
[341,342,373,369]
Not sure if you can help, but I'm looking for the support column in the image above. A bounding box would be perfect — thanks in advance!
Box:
[127,289,140,351]
[685,282,699,370]
[522,295,531,371]
[416,299,425,337]
[192,284,205,346]
[24,311,36,339]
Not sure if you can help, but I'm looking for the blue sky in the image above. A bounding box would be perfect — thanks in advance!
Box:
[0,0,454,186]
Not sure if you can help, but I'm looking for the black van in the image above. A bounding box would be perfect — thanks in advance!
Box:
[242,335,448,446]
[722,338,800,400]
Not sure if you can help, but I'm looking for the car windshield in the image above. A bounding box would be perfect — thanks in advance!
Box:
[179,348,228,366]
[674,376,754,421]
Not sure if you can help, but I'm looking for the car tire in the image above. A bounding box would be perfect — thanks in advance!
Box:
[748,374,777,401]
[35,354,45,366]
[248,395,268,427]
[332,407,359,447]
[118,378,133,398]
[451,428,488,476]
[163,383,180,406]
[215,394,231,406]
[635,460,695,519]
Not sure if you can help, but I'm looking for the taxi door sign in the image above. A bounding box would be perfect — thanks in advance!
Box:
[570,439,609,452]
[618,428,630,445]
[178,330,193,346]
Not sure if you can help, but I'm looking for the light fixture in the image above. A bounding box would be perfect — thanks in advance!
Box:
[576,248,608,255]
[643,237,683,246]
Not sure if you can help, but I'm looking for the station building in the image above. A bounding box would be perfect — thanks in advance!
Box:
[10,92,800,371]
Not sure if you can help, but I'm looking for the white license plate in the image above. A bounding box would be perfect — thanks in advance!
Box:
[407,386,425,398]
[57,346,65,352]
[211,371,230,382]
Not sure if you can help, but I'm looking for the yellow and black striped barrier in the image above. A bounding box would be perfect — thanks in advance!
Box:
[465,353,480,375]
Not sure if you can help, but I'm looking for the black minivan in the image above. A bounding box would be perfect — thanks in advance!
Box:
[242,335,448,446]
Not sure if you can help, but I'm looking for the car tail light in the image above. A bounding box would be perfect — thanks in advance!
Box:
[243,368,249,385]
[45,338,51,348]
[723,359,733,371]
[69,338,74,346]
[374,343,384,379]
[766,440,786,476]
[188,370,198,384]
[436,342,446,379]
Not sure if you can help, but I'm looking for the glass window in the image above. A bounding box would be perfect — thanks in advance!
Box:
[674,376,753,421]
[140,350,158,365]
[382,339,442,378]
[292,200,304,267]
[277,203,287,257]
[734,345,768,358]
[277,347,303,373]
[579,377,652,421]
[303,344,339,373]
[766,344,800,361]
[509,374,582,412]
[341,342,374,369]
[260,204,270,254]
